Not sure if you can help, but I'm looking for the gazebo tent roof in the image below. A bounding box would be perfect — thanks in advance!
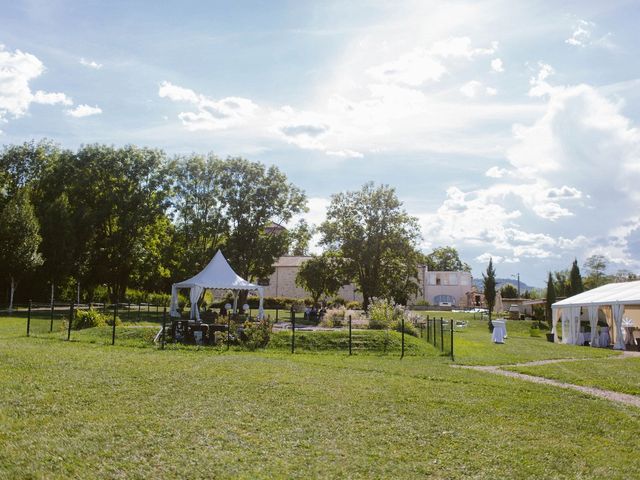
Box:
[173,250,260,291]
[553,280,640,308]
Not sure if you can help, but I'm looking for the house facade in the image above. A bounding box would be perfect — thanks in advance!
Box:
[261,256,474,307]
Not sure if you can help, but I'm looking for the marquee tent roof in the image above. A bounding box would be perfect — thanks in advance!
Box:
[553,280,640,308]
[173,250,261,291]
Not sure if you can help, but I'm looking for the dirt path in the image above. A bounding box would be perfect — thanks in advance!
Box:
[456,353,640,408]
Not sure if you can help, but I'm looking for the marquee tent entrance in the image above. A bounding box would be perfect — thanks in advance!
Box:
[552,280,640,350]
[169,250,264,321]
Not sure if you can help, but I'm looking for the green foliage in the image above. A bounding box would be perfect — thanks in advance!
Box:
[482,258,497,321]
[500,283,518,298]
[424,246,471,272]
[240,319,272,350]
[345,301,362,310]
[320,182,421,310]
[218,157,307,287]
[367,298,398,329]
[295,252,347,305]
[0,189,43,308]
[72,308,121,330]
[288,219,314,256]
[569,259,584,296]
[545,272,556,327]
[583,254,608,289]
[413,299,430,306]
[529,326,542,337]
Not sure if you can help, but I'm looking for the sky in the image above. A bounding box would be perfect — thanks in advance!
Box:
[1,0,640,287]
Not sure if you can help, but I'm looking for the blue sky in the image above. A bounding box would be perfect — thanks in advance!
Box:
[1,0,640,286]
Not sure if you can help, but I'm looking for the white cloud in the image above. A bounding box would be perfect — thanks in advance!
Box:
[158,80,259,131]
[80,58,102,69]
[367,49,446,86]
[423,69,640,268]
[66,104,102,117]
[491,58,504,72]
[326,149,363,158]
[429,37,498,58]
[485,87,497,96]
[33,90,72,106]
[0,44,75,122]
[460,80,483,98]
[566,19,593,47]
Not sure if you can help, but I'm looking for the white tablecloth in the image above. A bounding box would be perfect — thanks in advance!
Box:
[492,320,507,343]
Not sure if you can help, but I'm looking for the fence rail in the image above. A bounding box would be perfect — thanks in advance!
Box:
[10,302,456,359]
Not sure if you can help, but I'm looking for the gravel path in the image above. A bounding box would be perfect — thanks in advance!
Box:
[456,353,640,408]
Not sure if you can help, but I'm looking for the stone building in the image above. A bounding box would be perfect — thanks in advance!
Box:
[260,255,474,307]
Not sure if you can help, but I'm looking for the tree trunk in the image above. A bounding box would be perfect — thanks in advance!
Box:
[9,277,16,312]
[77,282,80,305]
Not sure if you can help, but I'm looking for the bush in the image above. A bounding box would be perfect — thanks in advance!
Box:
[345,301,362,310]
[320,308,346,328]
[413,299,430,307]
[240,319,272,350]
[72,308,121,330]
[368,298,400,330]
[331,297,346,307]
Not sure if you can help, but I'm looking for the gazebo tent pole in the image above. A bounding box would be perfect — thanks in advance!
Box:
[257,287,264,320]
[612,302,626,350]
[170,284,179,318]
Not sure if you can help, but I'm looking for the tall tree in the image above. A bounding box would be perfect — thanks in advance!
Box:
[424,246,471,272]
[545,272,556,328]
[288,219,314,256]
[482,258,497,324]
[320,182,422,310]
[569,258,584,296]
[553,270,570,298]
[0,190,43,309]
[583,254,608,289]
[295,253,346,305]
[172,154,227,277]
[63,145,173,301]
[218,157,307,292]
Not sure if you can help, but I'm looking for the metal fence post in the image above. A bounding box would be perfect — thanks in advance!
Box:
[440,317,444,352]
[67,303,74,341]
[349,314,352,355]
[227,314,231,350]
[137,302,141,322]
[112,302,118,345]
[450,318,454,361]
[147,302,150,322]
[50,301,55,332]
[400,315,405,359]
[161,306,167,350]
[276,307,279,321]
[27,300,32,337]
[291,307,296,354]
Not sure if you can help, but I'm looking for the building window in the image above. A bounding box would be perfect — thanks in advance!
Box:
[434,294,455,305]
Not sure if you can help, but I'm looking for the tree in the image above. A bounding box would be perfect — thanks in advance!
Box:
[553,270,570,298]
[613,269,638,283]
[500,283,518,298]
[483,258,496,325]
[569,259,584,296]
[288,219,314,256]
[545,272,556,328]
[583,254,608,289]
[0,190,43,309]
[424,246,471,272]
[63,145,173,302]
[295,253,346,305]
[320,182,422,310]
[217,158,307,297]
[172,154,227,278]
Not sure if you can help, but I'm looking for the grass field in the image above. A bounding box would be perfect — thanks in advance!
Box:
[1,314,638,479]
[507,357,640,396]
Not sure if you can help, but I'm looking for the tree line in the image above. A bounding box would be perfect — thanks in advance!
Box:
[1,140,441,310]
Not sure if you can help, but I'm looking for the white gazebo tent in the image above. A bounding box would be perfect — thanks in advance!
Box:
[552,280,640,350]
[169,250,264,321]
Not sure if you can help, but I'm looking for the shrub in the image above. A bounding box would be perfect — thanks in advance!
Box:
[72,309,112,330]
[413,299,430,306]
[331,297,346,307]
[368,298,399,330]
[241,319,272,350]
[345,301,362,310]
[320,308,346,327]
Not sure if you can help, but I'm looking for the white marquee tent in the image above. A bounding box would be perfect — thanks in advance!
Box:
[552,280,640,350]
[169,250,264,321]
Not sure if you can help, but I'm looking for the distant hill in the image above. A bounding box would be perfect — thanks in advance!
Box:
[473,278,538,294]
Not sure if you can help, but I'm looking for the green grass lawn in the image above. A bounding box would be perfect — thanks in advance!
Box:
[506,357,640,396]
[1,315,640,479]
